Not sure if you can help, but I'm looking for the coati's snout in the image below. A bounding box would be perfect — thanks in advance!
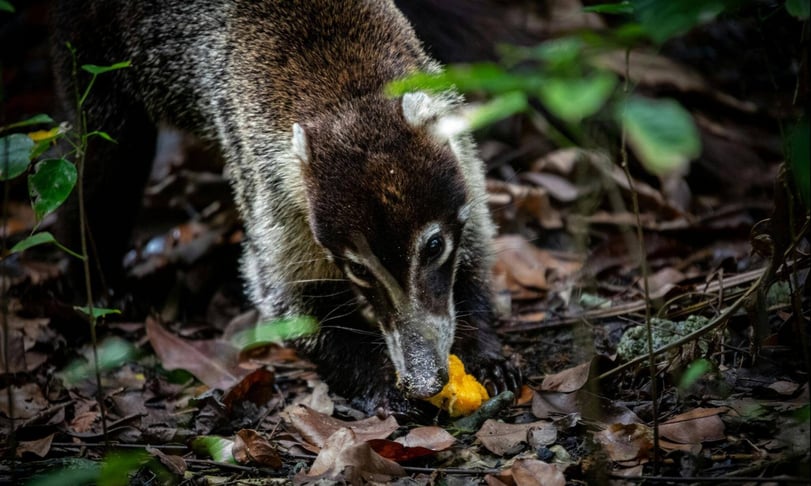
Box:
[292,92,472,400]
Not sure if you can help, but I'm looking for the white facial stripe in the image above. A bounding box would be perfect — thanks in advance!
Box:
[346,236,406,311]
[345,267,372,288]
[384,329,407,381]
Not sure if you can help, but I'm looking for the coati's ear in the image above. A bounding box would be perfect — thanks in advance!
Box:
[402,92,455,145]
[402,92,438,128]
[291,123,310,164]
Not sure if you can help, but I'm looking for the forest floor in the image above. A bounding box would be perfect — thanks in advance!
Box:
[1,1,809,485]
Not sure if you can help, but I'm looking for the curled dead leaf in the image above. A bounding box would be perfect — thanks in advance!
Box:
[233,429,283,469]
[285,404,398,449]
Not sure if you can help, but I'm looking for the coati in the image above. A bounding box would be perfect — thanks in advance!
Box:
[52,0,518,413]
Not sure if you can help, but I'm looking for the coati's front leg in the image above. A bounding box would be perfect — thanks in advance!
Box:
[451,260,521,396]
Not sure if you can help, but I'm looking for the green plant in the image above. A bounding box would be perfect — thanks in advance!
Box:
[1,44,131,452]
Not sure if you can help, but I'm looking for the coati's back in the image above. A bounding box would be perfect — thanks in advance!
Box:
[54,1,434,135]
[53,0,515,414]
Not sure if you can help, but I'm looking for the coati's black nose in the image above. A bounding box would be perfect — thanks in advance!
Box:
[401,365,449,399]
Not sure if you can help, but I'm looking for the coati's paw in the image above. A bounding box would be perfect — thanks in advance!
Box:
[464,354,521,398]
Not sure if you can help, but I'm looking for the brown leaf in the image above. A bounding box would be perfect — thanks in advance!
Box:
[767,380,800,396]
[659,407,727,444]
[285,404,398,449]
[146,317,245,390]
[69,410,99,433]
[16,433,53,458]
[520,172,581,202]
[297,381,334,416]
[592,49,756,113]
[531,390,579,419]
[476,419,556,456]
[222,368,275,413]
[593,423,653,463]
[367,439,438,462]
[639,267,686,299]
[369,426,455,462]
[306,427,405,481]
[233,429,283,469]
[511,459,565,486]
[487,180,562,230]
[147,446,187,476]
[492,235,582,295]
[541,361,591,393]
[0,383,48,420]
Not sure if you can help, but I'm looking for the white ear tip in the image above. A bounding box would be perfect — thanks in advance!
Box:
[292,123,309,163]
[402,91,434,127]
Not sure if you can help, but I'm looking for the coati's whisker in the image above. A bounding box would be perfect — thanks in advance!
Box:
[284,278,350,285]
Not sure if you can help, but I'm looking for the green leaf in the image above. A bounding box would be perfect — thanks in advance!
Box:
[81,60,132,75]
[538,72,617,122]
[29,158,78,220]
[60,337,136,385]
[1,113,54,131]
[10,231,84,259]
[786,0,810,19]
[97,452,150,486]
[583,1,633,14]
[464,91,528,132]
[26,460,100,486]
[0,133,34,180]
[74,306,122,319]
[0,1,14,13]
[86,130,117,143]
[10,231,59,253]
[617,96,701,176]
[192,436,236,464]
[679,358,713,391]
[508,38,584,73]
[631,0,739,43]
[387,63,538,96]
[788,119,810,209]
[231,316,319,350]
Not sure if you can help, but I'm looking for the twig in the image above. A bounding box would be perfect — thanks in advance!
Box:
[67,43,108,448]
[1,132,16,481]
[594,268,766,381]
[618,46,659,471]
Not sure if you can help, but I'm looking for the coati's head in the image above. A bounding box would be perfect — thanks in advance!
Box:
[293,92,471,399]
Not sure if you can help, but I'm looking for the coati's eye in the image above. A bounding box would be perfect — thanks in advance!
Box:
[424,235,445,261]
[346,261,372,285]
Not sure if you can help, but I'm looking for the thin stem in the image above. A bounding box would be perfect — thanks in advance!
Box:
[69,44,109,448]
[2,178,17,480]
[618,46,660,472]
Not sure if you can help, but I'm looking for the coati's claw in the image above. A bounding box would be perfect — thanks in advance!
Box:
[472,357,522,398]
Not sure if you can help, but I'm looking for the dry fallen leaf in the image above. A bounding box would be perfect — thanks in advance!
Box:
[16,433,54,458]
[146,317,245,390]
[369,426,455,462]
[476,419,556,456]
[285,404,398,449]
[233,429,283,469]
[492,235,582,297]
[0,383,48,420]
[541,361,591,393]
[306,427,405,482]
[222,368,275,413]
[511,458,566,486]
[659,407,727,444]
[593,423,653,464]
